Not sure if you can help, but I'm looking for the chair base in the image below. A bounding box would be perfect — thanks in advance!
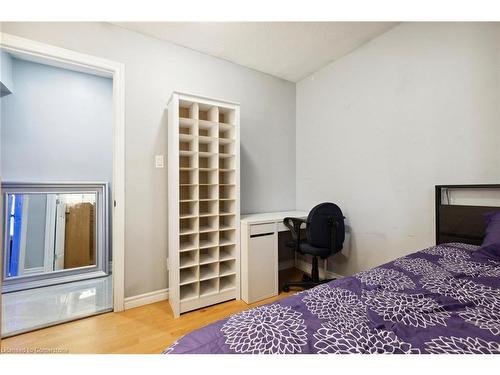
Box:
[282,255,335,292]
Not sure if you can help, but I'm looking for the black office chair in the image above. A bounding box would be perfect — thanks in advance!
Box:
[282,202,345,292]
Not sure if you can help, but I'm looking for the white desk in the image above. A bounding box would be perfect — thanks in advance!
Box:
[240,210,308,304]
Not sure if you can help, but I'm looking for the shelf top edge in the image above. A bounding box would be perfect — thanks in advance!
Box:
[169,91,240,108]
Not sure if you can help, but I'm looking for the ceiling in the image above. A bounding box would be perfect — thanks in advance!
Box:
[112,22,398,82]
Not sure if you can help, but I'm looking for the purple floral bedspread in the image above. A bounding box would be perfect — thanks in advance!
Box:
[164,243,500,354]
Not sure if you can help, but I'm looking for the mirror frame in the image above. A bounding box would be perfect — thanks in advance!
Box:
[2,182,109,293]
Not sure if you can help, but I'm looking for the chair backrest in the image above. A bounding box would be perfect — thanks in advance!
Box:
[306,202,345,253]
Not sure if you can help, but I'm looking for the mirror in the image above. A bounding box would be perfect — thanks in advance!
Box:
[4,193,97,278]
[2,183,109,292]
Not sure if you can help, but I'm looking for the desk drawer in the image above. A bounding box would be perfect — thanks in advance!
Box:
[250,223,276,236]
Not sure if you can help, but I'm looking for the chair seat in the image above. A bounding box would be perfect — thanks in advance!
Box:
[298,240,331,258]
[286,240,330,258]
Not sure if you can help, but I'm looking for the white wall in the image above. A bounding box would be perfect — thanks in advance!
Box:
[1,58,113,183]
[0,22,296,298]
[498,24,500,177]
[296,22,500,276]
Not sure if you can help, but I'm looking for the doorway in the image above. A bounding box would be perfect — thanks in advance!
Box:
[0,33,125,337]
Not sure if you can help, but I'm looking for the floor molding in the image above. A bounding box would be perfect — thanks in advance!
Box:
[125,261,342,311]
[278,259,295,271]
[280,259,344,280]
[295,259,344,280]
[124,288,169,310]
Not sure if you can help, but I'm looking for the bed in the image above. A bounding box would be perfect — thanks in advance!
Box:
[164,185,500,354]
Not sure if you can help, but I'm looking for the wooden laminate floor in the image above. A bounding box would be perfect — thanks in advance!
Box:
[1,269,303,354]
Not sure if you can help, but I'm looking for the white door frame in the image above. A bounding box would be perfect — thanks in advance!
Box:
[0,32,126,312]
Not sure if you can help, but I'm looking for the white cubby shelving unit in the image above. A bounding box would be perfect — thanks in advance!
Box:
[167,92,240,317]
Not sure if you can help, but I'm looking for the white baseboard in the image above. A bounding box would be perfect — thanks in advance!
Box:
[124,260,341,311]
[124,288,169,310]
[279,258,344,279]
[278,259,295,271]
[294,259,344,280]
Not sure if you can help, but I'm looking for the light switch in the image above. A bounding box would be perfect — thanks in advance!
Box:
[155,155,164,168]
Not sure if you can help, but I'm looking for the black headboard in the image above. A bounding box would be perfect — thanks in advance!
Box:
[435,184,500,245]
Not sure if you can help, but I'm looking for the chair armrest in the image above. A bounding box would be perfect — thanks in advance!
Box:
[283,217,307,243]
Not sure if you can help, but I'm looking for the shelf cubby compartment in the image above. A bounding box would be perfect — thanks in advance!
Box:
[199,104,219,121]
[179,134,197,152]
[199,231,218,249]
[180,185,198,202]
[219,259,236,277]
[219,185,235,200]
[199,184,218,201]
[198,136,218,154]
[200,278,219,297]
[180,266,198,285]
[180,233,198,252]
[218,122,235,140]
[179,100,198,120]
[219,199,235,215]
[180,168,198,185]
[219,245,236,261]
[219,170,235,185]
[199,215,218,233]
[179,118,197,135]
[218,138,235,155]
[218,107,235,125]
[180,217,198,235]
[200,262,219,281]
[199,200,218,217]
[219,229,235,247]
[199,246,218,265]
[180,282,198,301]
[219,274,236,292]
[180,200,198,217]
[180,153,197,169]
[198,119,218,138]
[180,250,198,269]
[219,155,235,170]
[219,215,235,231]
[199,153,218,169]
[199,169,218,185]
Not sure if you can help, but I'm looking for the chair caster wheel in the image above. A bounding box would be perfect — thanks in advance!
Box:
[283,285,290,292]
